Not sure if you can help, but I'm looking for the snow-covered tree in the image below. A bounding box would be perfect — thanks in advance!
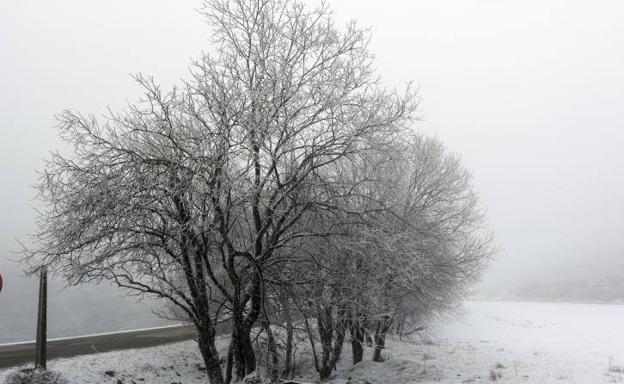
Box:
[23,0,416,383]
[361,134,493,362]
[265,133,492,376]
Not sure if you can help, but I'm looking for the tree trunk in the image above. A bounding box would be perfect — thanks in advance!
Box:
[264,319,279,382]
[197,325,225,384]
[372,316,392,363]
[232,316,258,380]
[242,329,257,374]
[230,277,263,380]
[318,365,333,381]
[225,340,234,384]
[282,311,294,378]
[35,266,47,370]
[372,333,385,363]
[231,324,247,380]
[318,327,346,380]
[316,309,347,380]
[349,322,364,365]
[396,316,405,340]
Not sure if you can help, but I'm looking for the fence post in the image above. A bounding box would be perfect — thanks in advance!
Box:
[35,265,47,370]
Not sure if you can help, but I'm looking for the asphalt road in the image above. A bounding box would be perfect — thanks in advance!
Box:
[0,325,196,369]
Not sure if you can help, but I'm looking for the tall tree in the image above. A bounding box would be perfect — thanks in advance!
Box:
[23,0,416,382]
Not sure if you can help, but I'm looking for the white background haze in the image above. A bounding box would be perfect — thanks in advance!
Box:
[1,0,624,340]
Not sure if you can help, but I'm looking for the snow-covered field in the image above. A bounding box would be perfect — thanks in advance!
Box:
[419,301,624,383]
[2,301,623,383]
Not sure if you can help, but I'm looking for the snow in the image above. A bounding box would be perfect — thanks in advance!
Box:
[346,301,624,383]
[0,339,229,384]
[423,301,624,383]
[2,301,623,383]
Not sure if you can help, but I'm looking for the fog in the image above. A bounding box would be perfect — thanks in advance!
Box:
[1,0,624,342]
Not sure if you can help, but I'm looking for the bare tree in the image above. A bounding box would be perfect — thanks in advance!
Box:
[365,134,493,362]
[287,133,493,367]
[23,0,416,383]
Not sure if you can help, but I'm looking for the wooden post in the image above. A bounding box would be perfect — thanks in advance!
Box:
[35,265,47,370]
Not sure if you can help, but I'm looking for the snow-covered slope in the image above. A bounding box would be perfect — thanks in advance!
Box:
[347,301,624,383]
[2,301,623,383]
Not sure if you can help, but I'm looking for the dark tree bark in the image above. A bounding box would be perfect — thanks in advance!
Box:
[349,321,365,365]
[35,267,47,370]
[231,318,248,380]
[263,318,280,382]
[282,308,295,378]
[225,340,234,384]
[372,316,393,363]
[317,308,348,380]
[231,282,262,380]
[196,321,225,384]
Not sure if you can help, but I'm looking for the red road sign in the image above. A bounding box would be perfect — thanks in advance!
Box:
[0,273,3,293]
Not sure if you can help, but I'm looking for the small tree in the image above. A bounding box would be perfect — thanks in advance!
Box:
[367,134,493,362]
[289,133,493,367]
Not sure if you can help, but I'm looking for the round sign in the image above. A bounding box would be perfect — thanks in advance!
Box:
[0,273,3,293]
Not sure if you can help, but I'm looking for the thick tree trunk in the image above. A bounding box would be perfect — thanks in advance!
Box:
[232,287,261,381]
[231,323,249,380]
[197,325,225,384]
[318,328,345,380]
[241,331,256,374]
[316,309,347,380]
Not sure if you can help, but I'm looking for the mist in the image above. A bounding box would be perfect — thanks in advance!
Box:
[2,0,624,343]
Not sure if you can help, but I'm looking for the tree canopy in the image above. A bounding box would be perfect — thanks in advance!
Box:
[23,1,492,383]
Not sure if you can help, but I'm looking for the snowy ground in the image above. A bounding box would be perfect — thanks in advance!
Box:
[2,301,623,383]
[425,301,624,383]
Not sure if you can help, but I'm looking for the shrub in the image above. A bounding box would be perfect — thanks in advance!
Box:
[489,368,502,381]
[4,369,68,384]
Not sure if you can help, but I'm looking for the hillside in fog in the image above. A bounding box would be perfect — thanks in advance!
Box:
[509,277,624,303]
[0,270,170,343]
[479,252,624,303]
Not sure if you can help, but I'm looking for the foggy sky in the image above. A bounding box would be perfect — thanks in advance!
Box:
[1,0,624,309]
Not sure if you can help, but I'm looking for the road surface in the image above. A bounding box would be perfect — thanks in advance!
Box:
[0,325,196,369]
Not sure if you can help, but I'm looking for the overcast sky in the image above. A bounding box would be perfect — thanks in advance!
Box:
[1,0,624,304]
